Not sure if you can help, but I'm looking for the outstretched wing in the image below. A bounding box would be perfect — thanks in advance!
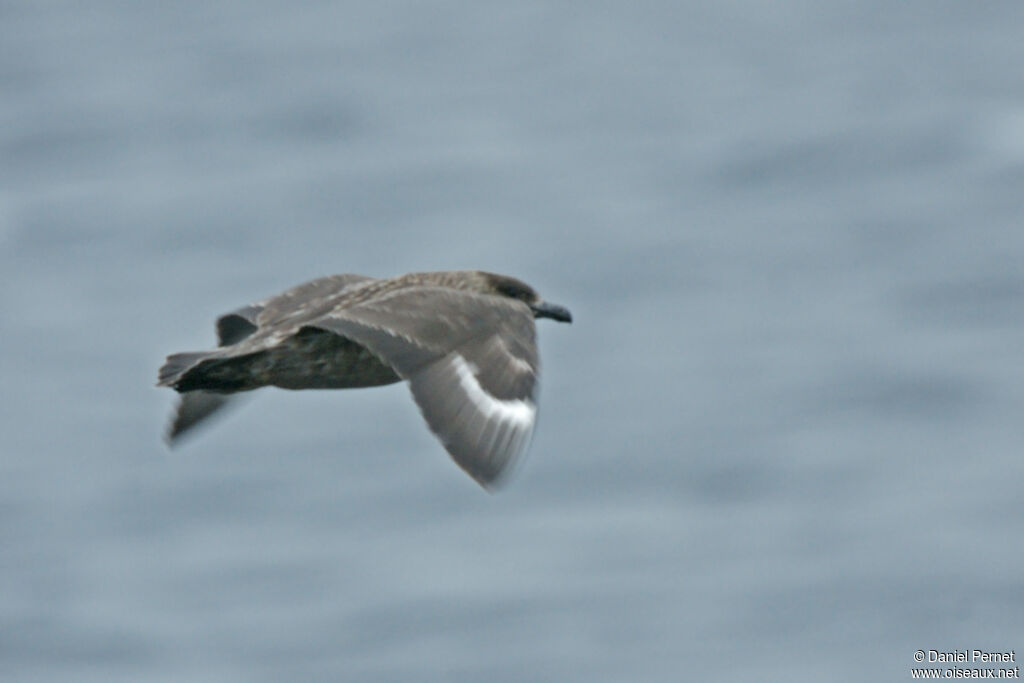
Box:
[214,274,375,346]
[310,287,540,488]
[165,390,238,445]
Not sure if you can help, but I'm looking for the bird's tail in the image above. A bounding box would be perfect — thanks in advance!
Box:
[157,351,216,388]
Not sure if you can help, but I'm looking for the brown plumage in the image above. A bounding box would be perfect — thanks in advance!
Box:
[157,271,572,488]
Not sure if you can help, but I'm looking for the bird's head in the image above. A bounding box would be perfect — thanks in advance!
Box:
[480,272,573,323]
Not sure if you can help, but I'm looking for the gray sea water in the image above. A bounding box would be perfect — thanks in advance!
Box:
[3,2,1024,681]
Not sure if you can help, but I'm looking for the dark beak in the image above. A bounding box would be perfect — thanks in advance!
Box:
[531,300,573,323]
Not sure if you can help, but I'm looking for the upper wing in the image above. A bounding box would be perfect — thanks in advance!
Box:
[214,274,375,346]
[310,287,540,488]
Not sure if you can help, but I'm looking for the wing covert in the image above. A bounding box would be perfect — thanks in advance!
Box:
[214,274,374,346]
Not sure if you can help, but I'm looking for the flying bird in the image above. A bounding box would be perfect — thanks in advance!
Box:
[157,271,572,488]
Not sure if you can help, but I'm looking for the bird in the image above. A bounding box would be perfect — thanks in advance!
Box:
[157,270,572,488]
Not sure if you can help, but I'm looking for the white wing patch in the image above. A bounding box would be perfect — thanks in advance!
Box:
[451,354,536,428]
[405,349,539,487]
[448,352,537,473]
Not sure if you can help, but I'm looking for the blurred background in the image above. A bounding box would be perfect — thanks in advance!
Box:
[2,2,1023,681]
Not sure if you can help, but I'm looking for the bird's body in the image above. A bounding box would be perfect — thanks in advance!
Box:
[157,271,571,488]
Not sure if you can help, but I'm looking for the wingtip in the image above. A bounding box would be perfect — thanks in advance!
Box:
[163,419,184,448]
[161,391,237,448]
[454,446,521,492]
[465,468,503,493]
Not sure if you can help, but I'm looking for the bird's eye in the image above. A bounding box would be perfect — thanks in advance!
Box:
[492,276,537,303]
[497,284,522,299]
